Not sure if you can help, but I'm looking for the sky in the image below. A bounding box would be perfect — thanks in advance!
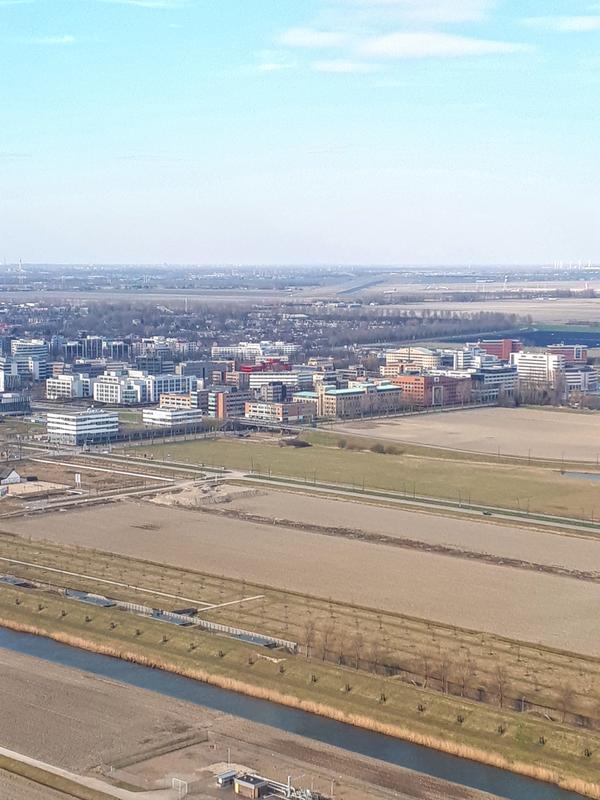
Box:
[0,0,599,266]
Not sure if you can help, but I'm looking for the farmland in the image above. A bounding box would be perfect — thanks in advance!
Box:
[5,498,600,655]
[3,552,600,797]
[335,407,600,462]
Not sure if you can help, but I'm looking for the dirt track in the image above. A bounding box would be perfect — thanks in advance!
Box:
[7,499,600,655]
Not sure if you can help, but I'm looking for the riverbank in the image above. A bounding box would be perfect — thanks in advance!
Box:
[1,600,599,800]
[0,642,499,800]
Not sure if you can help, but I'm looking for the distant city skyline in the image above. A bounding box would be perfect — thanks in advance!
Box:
[1,0,599,264]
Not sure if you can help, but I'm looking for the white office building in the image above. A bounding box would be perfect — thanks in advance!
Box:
[46,409,119,445]
[46,373,92,400]
[92,370,197,405]
[142,407,203,427]
[385,347,442,371]
[510,352,565,387]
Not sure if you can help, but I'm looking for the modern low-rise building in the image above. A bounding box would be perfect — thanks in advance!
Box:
[317,382,403,418]
[142,407,203,427]
[391,374,472,407]
[244,400,314,423]
[0,391,30,416]
[208,388,253,419]
[46,409,119,445]
[385,346,442,371]
[46,373,92,400]
[510,351,565,387]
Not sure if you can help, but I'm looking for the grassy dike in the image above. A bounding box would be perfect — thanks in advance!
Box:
[1,587,600,799]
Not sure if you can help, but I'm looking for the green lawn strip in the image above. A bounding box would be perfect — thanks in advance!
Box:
[2,589,600,793]
[0,754,114,800]
[126,437,600,521]
[302,429,600,470]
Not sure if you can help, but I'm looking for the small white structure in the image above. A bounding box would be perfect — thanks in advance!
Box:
[0,467,21,486]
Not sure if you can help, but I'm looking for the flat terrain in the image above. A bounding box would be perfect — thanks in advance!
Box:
[8,499,600,654]
[0,647,495,800]
[336,407,600,462]
[221,486,600,574]
[127,435,600,520]
[380,297,600,324]
[0,770,67,799]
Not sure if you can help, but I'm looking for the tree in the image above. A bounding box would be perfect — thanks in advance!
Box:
[493,665,510,709]
[438,651,453,694]
[456,658,476,698]
[319,622,336,662]
[556,683,575,724]
[350,631,365,670]
[303,618,316,659]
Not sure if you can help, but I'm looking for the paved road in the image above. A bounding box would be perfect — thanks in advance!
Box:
[0,746,178,799]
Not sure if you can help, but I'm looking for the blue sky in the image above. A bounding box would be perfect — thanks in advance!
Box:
[0,0,599,265]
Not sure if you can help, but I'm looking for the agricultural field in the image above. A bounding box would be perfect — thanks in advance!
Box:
[125,433,600,520]
[335,407,600,463]
[5,499,600,656]
[0,648,510,800]
[2,573,600,795]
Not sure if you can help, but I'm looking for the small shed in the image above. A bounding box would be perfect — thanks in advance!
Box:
[234,774,269,799]
[216,769,237,787]
[0,467,21,486]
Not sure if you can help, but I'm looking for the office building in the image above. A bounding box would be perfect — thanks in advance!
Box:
[46,409,119,445]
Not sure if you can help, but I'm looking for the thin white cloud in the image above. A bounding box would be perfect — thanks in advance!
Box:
[279,27,348,48]
[20,34,75,45]
[311,59,379,73]
[330,0,496,24]
[253,49,298,73]
[97,0,194,8]
[360,31,530,58]
[524,15,600,33]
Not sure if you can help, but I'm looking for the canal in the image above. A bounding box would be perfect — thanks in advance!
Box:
[0,627,588,800]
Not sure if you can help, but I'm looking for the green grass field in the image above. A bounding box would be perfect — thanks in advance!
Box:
[126,434,600,520]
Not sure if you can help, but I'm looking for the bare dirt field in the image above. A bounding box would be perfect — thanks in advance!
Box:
[0,770,67,799]
[336,406,600,462]
[7,499,600,655]
[380,297,600,324]
[220,487,600,574]
[0,647,494,800]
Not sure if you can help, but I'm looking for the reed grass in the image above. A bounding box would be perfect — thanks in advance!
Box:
[2,614,600,800]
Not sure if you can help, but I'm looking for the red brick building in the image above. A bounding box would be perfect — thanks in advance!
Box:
[475,339,523,362]
[546,344,588,365]
[391,374,472,407]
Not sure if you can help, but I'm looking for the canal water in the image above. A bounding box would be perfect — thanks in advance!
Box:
[0,628,588,800]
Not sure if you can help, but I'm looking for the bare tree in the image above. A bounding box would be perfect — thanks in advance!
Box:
[438,651,453,694]
[418,652,435,689]
[303,617,316,659]
[493,665,510,709]
[556,683,575,724]
[455,658,476,698]
[350,631,365,670]
[319,622,336,662]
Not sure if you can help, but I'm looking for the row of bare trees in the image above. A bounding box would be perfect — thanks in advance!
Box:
[302,619,596,725]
